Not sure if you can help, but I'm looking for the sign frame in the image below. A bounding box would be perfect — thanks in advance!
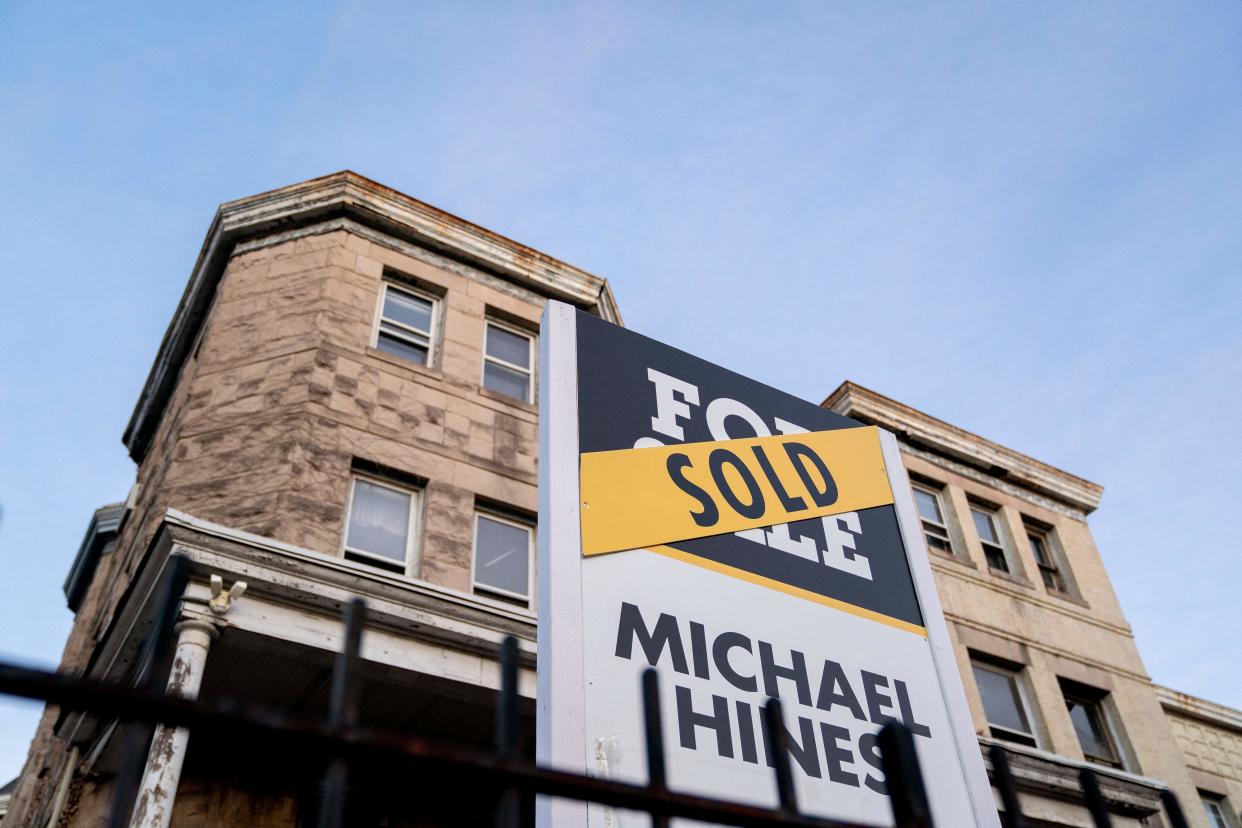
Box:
[536,300,998,827]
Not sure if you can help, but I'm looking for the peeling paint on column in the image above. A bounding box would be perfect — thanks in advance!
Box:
[129,620,219,828]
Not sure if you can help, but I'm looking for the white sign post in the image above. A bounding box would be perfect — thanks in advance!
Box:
[537,301,997,827]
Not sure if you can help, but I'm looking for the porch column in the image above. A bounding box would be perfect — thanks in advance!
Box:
[129,618,219,828]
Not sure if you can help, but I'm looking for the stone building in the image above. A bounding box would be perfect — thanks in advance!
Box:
[1158,687,1242,827]
[824,383,1240,828]
[4,171,1238,828]
[5,171,620,827]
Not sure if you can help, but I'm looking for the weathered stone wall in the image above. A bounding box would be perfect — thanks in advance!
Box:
[901,450,1214,826]
[6,225,546,825]
[133,225,539,608]
[1161,690,1242,825]
[1168,712,1242,784]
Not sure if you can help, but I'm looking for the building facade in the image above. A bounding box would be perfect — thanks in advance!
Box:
[1158,687,1242,828]
[4,172,1238,828]
[824,383,1239,828]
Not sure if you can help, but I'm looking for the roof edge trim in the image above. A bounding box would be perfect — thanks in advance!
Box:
[123,171,620,462]
[1155,685,1242,732]
[823,381,1104,514]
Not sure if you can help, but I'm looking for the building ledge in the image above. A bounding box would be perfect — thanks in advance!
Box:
[1155,685,1242,732]
[981,736,1166,817]
[59,507,540,757]
[824,381,1104,514]
[62,502,127,612]
[123,170,622,463]
[161,508,538,634]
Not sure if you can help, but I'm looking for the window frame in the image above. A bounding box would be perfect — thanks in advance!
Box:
[970,502,1012,574]
[480,318,536,403]
[372,282,440,367]
[1061,684,1124,769]
[910,481,955,557]
[970,658,1040,748]
[340,474,422,577]
[470,508,535,606]
[1202,792,1236,828]
[1025,521,1068,594]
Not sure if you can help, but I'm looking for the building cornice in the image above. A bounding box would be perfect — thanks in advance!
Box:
[824,381,1103,514]
[980,736,1165,818]
[123,170,622,463]
[1156,685,1242,732]
[63,502,126,612]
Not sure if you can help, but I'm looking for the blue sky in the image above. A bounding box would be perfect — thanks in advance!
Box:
[0,2,1238,782]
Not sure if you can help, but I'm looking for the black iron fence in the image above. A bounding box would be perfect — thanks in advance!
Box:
[0,557,1194,828]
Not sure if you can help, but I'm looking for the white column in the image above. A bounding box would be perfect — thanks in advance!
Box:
[129,619,219,828]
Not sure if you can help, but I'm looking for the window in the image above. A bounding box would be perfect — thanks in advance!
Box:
[1060,681,1122,768]
[1025,522,1067,593]
[970,504,1011,573]
[374,283,437,366]
[472,511,533,605]
[1202,793,1236,828]
[482,320,534,402]
[342,477,419,574]
[971,659,1038,747]
[911,482,954,555]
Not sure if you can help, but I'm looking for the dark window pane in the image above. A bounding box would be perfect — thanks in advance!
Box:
[1067,698,1118,764]
[346,480,411,563]
[475,515,530,597]
[985,544,1010,573]
[913,488,943,524]
[377,331,428,365]
[483,361,530,401]
[1029,531,1068,592]
[925,528,952,553]
[1041,567,1066,592]
[383,289,433,333]
[486,324,531,368]
[973,664,1031,735]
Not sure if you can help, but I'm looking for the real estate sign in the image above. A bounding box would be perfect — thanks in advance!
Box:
[537,302,997,827]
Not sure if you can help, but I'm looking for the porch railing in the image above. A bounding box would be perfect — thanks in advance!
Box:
[0,557,1194,828]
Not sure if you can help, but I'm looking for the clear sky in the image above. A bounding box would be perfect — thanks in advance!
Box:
[0,2,1238,783]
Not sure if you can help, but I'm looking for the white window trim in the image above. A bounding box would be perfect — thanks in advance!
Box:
[1201,793,1235,828]
[470,509,535,604]
[341,474,422,577]
[972,660,1040,748]
[970,503,1012,572]
[911,482,954,554]
[372,282,440,366]
[481,318,536,403]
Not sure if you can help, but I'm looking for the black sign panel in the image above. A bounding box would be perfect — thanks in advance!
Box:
[575,311,924,629]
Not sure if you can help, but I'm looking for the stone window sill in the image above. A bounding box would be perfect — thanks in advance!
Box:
[479,384,538,414]
[987,568,1036,590]
[366,345,446,381]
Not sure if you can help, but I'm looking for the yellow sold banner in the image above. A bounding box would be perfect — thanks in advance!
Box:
[580,426,894,556]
